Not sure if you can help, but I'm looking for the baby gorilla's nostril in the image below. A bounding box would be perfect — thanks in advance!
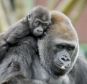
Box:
[37,29,43,32]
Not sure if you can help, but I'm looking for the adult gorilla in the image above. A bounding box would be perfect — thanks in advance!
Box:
[0,11,87,84]
[37,11,87,84]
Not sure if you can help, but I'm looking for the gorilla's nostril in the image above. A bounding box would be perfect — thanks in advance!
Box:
[61,58,65,61]
[61,57,70,61]
[61,55,70,62]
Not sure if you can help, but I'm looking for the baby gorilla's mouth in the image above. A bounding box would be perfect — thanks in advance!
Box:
[33,27,44,36]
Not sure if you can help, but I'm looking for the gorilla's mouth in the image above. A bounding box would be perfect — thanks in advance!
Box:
[50,65,66,76]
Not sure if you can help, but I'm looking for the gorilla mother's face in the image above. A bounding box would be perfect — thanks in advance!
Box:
[38,15,79,77]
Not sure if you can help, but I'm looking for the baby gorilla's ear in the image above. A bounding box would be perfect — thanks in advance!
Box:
[27,13,32,21]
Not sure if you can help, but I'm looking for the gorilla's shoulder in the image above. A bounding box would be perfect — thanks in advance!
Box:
[76,57,87,68]
[70,57,87,75]
[69,57,87,84]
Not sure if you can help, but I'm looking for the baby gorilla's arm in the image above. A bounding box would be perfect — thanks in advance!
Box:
[0,6,51,62]
[4,17,29,44]
[2,6,51,44]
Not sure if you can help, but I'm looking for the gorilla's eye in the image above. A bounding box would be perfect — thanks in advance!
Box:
[56,44,75,51]
[67,45,75,51]
[53,44,65,53]
[56,44,65,49]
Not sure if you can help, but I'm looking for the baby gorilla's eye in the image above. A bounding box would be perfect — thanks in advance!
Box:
[33,21,39,27]
[44,25,47,29]
[43,24,48,30]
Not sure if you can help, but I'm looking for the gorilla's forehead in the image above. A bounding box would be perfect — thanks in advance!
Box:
[38,10,78,47]
[47,24,78,41]
[44,23,78,44]
[50,11,78,41]
[53,39,77,46]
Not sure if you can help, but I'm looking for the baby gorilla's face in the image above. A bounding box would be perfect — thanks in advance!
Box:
[27,6,51,37]
[32,18,51,37]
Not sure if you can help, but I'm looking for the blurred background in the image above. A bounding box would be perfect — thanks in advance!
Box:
[0,0,87,58]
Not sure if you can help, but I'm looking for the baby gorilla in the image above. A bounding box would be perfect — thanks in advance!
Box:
[4,6,51,43]
[0,6,51,60]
